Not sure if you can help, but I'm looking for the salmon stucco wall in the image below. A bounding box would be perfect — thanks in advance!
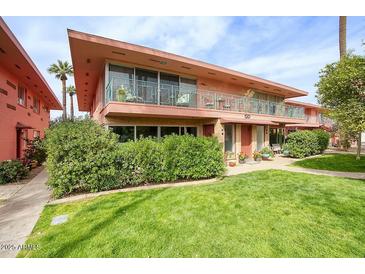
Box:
[0,65,50,160]
[90,71,105,124]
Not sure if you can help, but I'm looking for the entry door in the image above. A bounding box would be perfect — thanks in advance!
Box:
[256,126,264,151]
[203,124,214,137]
[241,125,252,156]
[16,129,22,159]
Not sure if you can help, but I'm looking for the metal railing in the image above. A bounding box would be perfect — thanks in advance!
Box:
[105,78,305,119]
[106,78,197,108]
[198,90,305,118]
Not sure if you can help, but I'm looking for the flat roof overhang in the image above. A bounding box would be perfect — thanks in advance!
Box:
[101,102,306,125]
[286,123,321,128]
[285,100,325,110]
[0,18,62,110]
[221,119,279,126]
[68,29,309,112]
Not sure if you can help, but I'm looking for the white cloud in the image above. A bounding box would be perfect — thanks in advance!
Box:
[3,16,365,117]
[90,17,233,57]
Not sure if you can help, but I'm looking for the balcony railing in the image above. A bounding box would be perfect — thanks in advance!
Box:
[106,78,197,107]
[105,78,305,119]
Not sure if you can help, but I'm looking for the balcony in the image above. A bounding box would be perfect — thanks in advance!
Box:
[105,78,305,119]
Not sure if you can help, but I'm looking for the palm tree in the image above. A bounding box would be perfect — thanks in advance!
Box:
[339,16,347,59]
[67,85,76,121]
[47,60,73,120]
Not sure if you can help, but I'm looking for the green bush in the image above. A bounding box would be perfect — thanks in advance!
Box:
[284,130,321,158]
[24,137,47,168]
[117,138,166,186]
[45,120,121,198]
[46,120,225,198]
[313,129,330,152]
[116,134,225,185]
[0,160,28,184]
[162,134,225,181]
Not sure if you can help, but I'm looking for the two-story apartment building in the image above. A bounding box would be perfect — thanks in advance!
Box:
[69,29,320,158]
[0,18,62,161]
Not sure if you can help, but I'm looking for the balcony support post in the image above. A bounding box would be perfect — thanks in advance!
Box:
[157,71,160,105]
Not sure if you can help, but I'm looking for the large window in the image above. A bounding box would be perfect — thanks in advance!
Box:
[179,78,197,107]
[160,126,180,137]
[160,73,179,106]
[110,126,135,142]
[108,64,134,102]
[106,64,197,107]
[136,69,158,104]
[110,125,197,142]
[183,127,197,136]
[224,124,235,152]
[136,126,158,139]
[17,85,26,106]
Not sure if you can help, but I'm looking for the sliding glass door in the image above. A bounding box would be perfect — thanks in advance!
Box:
[224,124,235,153]
[256,126,264,151]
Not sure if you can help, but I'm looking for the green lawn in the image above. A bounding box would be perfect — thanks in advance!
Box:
[292,153,365,172]
[18,170,365,258]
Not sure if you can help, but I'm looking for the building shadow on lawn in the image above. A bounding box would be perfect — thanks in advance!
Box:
[49,188,168,257]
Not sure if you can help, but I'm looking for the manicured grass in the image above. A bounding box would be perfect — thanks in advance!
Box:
[18,170,365,258]
[292,153,365,172]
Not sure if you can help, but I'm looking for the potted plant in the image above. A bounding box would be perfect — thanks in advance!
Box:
[253,151,262,162]
[238,152,248,164]
[282,144,290,157]
[116,86,127,102]
[260,147,274,160]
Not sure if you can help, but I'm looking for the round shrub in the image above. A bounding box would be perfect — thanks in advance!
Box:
[285,130,320,158]
[45,120,121,198]
[0,160,28,184]
[312,129,330,152]
[116,138,166,186]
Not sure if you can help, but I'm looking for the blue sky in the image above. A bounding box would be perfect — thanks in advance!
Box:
[3,16,365,118]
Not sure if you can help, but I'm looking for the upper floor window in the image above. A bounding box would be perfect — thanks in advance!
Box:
[33,96,40,113]
[17,85,27,106]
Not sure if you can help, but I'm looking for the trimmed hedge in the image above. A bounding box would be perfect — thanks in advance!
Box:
[46,120,225,197]
[117,135,225,186]
[0,160,28,185]
[313,129,330,153]
[45,120,121,198]
[284,129,330,158]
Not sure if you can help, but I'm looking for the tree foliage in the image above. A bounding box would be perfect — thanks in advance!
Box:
[316,54,365,158]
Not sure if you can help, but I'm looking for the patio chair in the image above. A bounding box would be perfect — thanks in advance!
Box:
[176,93,191,107]
[271,144,282,154]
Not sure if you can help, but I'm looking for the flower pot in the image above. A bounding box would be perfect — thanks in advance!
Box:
[254,157,262,162]
[262,153,270,160]
[228,161,236,167]
[239,159,246,164]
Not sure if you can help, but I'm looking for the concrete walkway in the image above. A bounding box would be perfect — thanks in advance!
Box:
[0,169,50,258]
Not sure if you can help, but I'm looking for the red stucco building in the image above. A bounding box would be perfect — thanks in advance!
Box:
[0,18,62,161]
[68,29,329,159]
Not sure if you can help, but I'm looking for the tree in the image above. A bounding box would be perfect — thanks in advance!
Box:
[67,85,76,121]
[47,60,73,120]
[339,16,347,59]
[316,54,365,159]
